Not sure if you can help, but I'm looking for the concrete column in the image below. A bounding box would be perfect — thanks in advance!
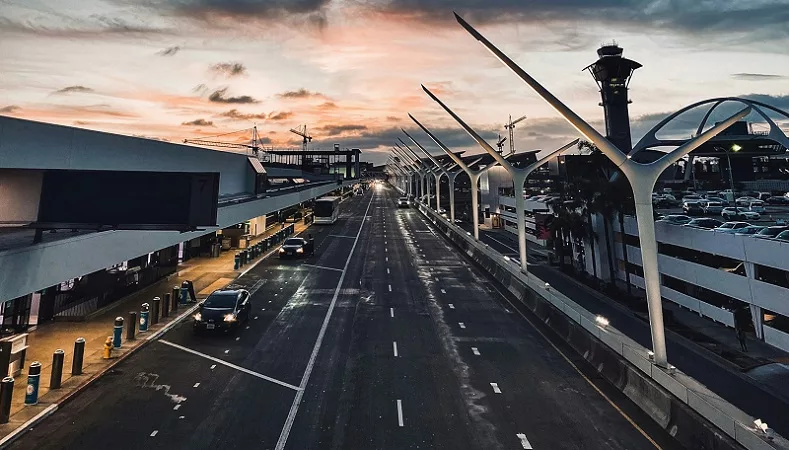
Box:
[448,172,459,223]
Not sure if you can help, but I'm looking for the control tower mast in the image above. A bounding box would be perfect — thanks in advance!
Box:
[583,43,642,153]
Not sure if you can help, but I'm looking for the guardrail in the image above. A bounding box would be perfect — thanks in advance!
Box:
[414,199,788,450]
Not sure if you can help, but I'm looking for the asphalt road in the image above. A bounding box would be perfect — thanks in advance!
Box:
[7,186,678,450]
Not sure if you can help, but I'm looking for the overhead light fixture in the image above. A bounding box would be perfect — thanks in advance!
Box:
[731,144,742,152]
[595,315,609,327]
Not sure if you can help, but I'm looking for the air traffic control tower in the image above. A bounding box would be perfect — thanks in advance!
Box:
[583,44,642,153]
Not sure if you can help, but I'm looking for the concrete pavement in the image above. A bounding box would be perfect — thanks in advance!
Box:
[6,187,678,449]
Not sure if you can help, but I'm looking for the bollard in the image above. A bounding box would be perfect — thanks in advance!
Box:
[172,287,180,313]
[24,361,41,406]
[152,297,160,325]
[103,337,113,359]
[162,293,171,318]
[0,377,13,424]
[113,317,124,348]
[234,253,241,270]
[139,303,150,332]
[180,283,189,305]
[72,337,86,375]
[127,312,137,341]
[50,349,64,389]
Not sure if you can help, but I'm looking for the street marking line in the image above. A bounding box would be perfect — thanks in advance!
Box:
[516,433,533,449]
[224,349,230,354]
[301,263,344,273]
[396,400,404,427]
[492,286,663,450]
[385,257,389,262]
[235,337,240,341]
[159,340,301,391]
[441,289,446,294]
[490,383,501,394]
[387,268,390,274]
[448,304,455,309]
[276,190,375,450]
[150,430,158,437]
[458,322,466,329]
[388,284,392,292]
[328,234,356,239]
[390,308,394,318]
[210,364,216,369]
[393,341,399,357]
[472,347,480,356]
[385,248,388,252]
[193,382,200,388]
[173,404,181,410]
[434,277,439,281]
[485,234,519,254]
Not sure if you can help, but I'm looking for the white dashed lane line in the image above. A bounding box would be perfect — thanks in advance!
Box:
[388,284,392,292]
[517,433,533,449]
[458,322,466,329]
[210,364,216,369]
[471,347,480,356]
[193,382,200,388]
[390,308,394,318]
[448,304,455,309]
[393,341,399,357]
[440,289,446,294]
[173,404,181,411]
[150,430,158,437]
[490,383,501,394]
[396,400,404,427]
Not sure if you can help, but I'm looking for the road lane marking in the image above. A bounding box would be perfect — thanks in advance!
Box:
[385,248,388,252]
[385,241,387,245]
[386,257,389,262]
[490,383,501,394]
[254,316,259,320]
[396,400,404,427]
[388,284,392,292]
[458,322,466,329]
[193,383,200,388]
[328,234,356,239]
[434,277,439,281]
[393,341,399,357]
[159,340,302,391]
[485,234,519,254]
[224,349,230,354]
[302,263,344,273]
[448,304,455,309]
[173,404,181,411]
[441,289,446,294]
[150,430,158,437]
[516,433,533,449]
[472,347,480,356]
[210,364,216,369]
[276,191,375,450]
[390,308,394,318]
[387,268,390,274]
[235,337,240,341]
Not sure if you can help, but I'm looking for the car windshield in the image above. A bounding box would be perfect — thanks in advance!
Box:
[776,231,789,240]
[719,223,734,229]
[204,293,238,309]
[284,238,304,245]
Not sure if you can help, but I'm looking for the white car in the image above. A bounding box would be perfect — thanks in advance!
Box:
[748,201,765,213]
[713,221,751,233]
[736,196,759,207]
[721,207,760,220]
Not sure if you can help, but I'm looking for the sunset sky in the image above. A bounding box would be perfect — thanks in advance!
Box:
[1,0,788,164]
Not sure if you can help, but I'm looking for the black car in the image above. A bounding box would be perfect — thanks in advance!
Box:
[682,201,704,216]
[684,218,724,229]
[193,289,251,333]
[278,237,314,258]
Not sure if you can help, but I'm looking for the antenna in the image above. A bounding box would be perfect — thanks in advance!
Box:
[504,114,527,155]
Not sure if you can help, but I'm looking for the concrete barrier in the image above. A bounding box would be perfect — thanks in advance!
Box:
[414,201,788,450]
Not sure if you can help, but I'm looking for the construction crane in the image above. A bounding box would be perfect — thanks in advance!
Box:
[504,115,527,155]
[289,124,313,151]
[183,126,263,155]
[496,134,507,154]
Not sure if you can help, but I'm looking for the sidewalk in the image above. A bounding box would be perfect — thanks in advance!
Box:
[0,220,311,441]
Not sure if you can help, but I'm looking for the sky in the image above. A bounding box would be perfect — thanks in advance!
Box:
[1,0,788,165]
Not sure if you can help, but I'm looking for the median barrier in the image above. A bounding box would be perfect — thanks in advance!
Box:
[414,201,787,450]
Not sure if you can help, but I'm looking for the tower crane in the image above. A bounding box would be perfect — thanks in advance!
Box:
[504,115,527,155]
[495,134,507,154]
[289,124,313,151]
[183,126,263,155]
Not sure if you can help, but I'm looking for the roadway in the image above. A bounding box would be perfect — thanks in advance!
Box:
[8,185,678,450]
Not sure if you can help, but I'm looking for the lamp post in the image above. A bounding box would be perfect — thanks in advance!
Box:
[726,144,741,196]
[399,135,457,212]
[393,145,428,202]
[397,141,443,208]
[421,86,578,273]
[409,114,510,241]
[453,12,751,367]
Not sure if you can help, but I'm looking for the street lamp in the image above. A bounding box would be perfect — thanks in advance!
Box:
[396,142,438,204]
[399,138,457,210]
[393,145,429,202]
[726,144,741,196]
[454,12,751,367]
[421,85,578,274]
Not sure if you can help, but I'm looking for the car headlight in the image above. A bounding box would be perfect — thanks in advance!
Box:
[279,248,285,253]
[193,312,202,321]
[224,313,237,322]
[296,248,304,253]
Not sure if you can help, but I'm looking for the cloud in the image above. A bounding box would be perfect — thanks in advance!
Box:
[0,15,169,37]
[210,62,247,77]
[219,109,268,120]
[318,101,337,110]
[148,0,332,24]
[317,124,368,136]
[208,87,259,104]
[278,88,320,99]
[0,105,21,113]
[268,111,293,121]
[181,118,215,126]
[53,85,94,95]
[258,136,273,144]
[157,46,181,56]
[731,73,786,81]
[386,116,401,122]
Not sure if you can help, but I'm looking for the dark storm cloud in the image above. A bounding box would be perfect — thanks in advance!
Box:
[317,124,368,136]
[53,85,94,94]
[268,111,293,120]
[181,118,215,126]
[158,45,181,56]
[210,62,247,77]
[732,73,787,81]
[208,87,259,104]
[219,109,268,120]
[0,105,21,113]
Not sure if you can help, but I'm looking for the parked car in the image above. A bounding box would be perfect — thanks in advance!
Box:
[193,289,251,333]
[736,196,759,207]
[701,201,724,215]
[734,225,766,235]
[721,207,760,220]
[748,201,766,213]
[774,230,789,242]
[766,196,789,205]
[656,214,692,225]
[278,237,315,258]
[684,218,724,229]
[704,196,730,206]
[713,222,751,233]
[683,201,704,216]
[754,226,789,239]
